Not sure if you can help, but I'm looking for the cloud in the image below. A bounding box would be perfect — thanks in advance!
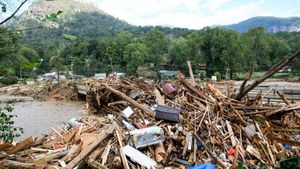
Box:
[93,0,277,29]
[9,0,298,29]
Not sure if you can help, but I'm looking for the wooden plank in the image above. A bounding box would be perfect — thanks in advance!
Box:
[101,140,111,165]
[65,125,115,169]
[116,129,130,169]
[8,137,34,154]
[0,159,57,169]
[187,61,195,87]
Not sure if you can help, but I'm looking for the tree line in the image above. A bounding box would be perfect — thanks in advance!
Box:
[0,26,299,84]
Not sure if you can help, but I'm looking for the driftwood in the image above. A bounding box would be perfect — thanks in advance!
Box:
[65,125,114,169]
[7,137,34,154]
[103,83,155,118]
[177,72,212,104]
[187,61,196,87]
[235,50,300,100]
[194,133,228,168]
[116,129,130,169]
[1,72,300,168]
[0,159,57,169]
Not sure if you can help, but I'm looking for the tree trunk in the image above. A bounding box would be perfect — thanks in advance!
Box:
[235,50,300,100]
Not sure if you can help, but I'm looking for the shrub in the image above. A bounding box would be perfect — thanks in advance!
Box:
[214,71,221,81]
[0,76,18,86]
[198,70,206,80]
[0,103,23,143]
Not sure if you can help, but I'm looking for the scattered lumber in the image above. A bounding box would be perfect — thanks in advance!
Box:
[0,73,299,168]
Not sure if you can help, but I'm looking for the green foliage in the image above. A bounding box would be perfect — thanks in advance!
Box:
[170,37,192,73]
[50,54,65,71]
[237,161,246,169]
[242,27,272,71]
[63,33,77,41]
[2,2,299,80]
[45,10,63,23]
[198,70,206,80]
[0,2,6,13]
[279,155,300,169]
[0,75,17,86]
[144,28,167,67]
[124,42,148,75]
[0,103,23,143]
[0,28,19,63]
[214,71,221,81]
[50,54,65,82]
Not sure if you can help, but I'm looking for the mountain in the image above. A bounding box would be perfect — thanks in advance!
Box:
[8,0,190,44]
[222,16,300,33]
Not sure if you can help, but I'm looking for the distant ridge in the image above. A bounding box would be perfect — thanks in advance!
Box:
[222,16,300,33]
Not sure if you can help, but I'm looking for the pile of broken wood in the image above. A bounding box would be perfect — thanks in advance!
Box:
[1,72,299,169]
[0,81,79,101]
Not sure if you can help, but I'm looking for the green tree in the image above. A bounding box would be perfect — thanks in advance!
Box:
[50,54,65,83]
[111,32,133,72]
[219,30,244,79]
[242,27,272,71]
[16,47,39,78]
[0,28,19,69]
[170,37,191,73]
[144,28,167,68]
[276,32,300,74]
[124,42,148,75]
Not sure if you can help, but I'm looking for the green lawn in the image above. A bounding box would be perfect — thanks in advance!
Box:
[236,71,292,79]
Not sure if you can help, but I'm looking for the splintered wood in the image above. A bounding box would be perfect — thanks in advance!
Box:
[0,75,299,169]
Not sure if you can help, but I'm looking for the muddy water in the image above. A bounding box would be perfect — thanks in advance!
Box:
[9,101,83,140]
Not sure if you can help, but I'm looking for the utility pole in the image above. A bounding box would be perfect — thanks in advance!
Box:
[70,56,74,80]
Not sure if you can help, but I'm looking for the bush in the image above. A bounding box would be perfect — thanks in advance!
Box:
[0,103,23,143]
[214,72,221,81]
[0,76,18,86]
[198,70,206,80]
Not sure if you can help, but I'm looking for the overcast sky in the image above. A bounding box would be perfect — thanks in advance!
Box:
[91,0,300,29]
[5,0,300,29]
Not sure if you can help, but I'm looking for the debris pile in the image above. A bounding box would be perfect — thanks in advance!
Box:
[0,81,79,101]
[1,74,300,168]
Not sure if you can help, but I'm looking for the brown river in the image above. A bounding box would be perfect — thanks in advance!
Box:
[2,97,83,140]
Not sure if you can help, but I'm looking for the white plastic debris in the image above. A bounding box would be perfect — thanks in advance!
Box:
[123,145,157,169]
[121,106,134,118]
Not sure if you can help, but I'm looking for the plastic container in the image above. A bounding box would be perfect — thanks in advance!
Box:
[163,83,177,96]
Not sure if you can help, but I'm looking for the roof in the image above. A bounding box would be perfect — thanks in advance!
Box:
[159,70,179,76]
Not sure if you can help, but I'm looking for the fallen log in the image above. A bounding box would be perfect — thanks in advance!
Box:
[103,83,155,118]
[8,137,34,154]
[235,50,300,100]
[0,159,57,169]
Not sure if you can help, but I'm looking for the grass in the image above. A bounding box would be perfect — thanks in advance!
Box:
[236,71,292,79]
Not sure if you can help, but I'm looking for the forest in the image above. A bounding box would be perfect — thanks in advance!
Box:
[0,25,300,84]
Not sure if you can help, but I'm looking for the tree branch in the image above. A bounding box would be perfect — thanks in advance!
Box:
[0,0,28,25]
[235,50,300,100]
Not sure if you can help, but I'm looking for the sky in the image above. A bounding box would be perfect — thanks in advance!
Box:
[2,0,300,29]
[90,0,300,29]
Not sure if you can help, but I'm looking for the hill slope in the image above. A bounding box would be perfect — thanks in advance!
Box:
[9,0,189,44]
[223,16,300,33]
